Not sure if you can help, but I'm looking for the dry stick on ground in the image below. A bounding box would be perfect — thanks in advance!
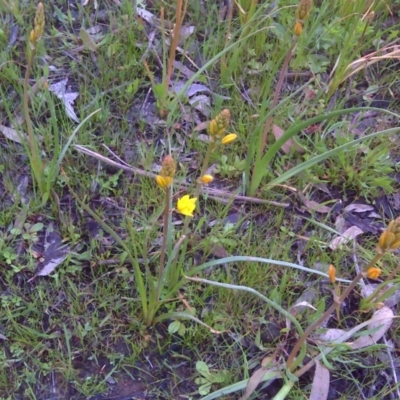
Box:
[73,144,289,208]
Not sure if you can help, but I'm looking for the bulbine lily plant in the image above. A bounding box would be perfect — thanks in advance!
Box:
[69,110,237,327]
[190,218,400,400]
[20,2,99,204]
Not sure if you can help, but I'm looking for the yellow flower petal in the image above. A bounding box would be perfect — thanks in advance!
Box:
[156,175,173,189]
[221,133,237,145]
[366,267,381,280]
[177,195,197,217]
[200,175,214,184]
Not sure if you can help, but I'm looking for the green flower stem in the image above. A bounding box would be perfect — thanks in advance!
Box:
[157,186,171,291]
[259,41,296,157]
[286,252,383,371]
[23,44,45,196]
[181,141,216,236]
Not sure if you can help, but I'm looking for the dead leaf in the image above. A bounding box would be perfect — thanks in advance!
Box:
[315,306,394,350]
[344,203,374,213]
[297,191,332,214]
[48,79,79,123]
[28,227,70,281]
[239,366,277,400]
[309,360,330,400]
[350,306,394,350]
[0,124,27,144]
[273,124,305,154]
[328,226,364,250]
[194,121,209,132]
[189,94,211,117]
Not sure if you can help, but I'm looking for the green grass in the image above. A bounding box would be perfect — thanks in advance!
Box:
[1,0,400,398]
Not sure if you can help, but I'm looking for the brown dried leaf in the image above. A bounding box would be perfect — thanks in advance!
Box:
[0,124,27,143]
[350,306,394,350]
[309,360,330,400]
[297,191,332,214]
[239,366,272,400]
[273,124,305,154]
[328,226,364,250]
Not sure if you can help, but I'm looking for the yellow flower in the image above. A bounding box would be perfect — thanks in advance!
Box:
[156,175,173,189]
[293,21,303,36]
[366,267,381,280]
[200,175,213,184]
[328,265,336,284]
[221,133,237,145]
[177,195,197,217]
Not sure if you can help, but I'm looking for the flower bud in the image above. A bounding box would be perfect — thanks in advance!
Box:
[293,21,303,36]
[221,133,237,145]
[156,175,173,189]
[199,175,213,184]
[366,267,381,280]
[328,265,336,284]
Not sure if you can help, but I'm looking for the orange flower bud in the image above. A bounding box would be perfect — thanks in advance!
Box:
[366,267,381,280]
[200,175,213,184]
[293,21,303,36]
[328,265,336,284]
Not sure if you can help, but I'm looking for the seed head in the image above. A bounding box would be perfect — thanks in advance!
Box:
[30,2,45,44]
[296,0,313,22]
[159,155,176,178]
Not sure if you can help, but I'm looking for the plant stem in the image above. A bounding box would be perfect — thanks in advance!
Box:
[286,253,383,371]
[259,41,296,156]
[23,45,44,195]
[165,0,184,90]
[181,141,215,236]
[157,186,171,299]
